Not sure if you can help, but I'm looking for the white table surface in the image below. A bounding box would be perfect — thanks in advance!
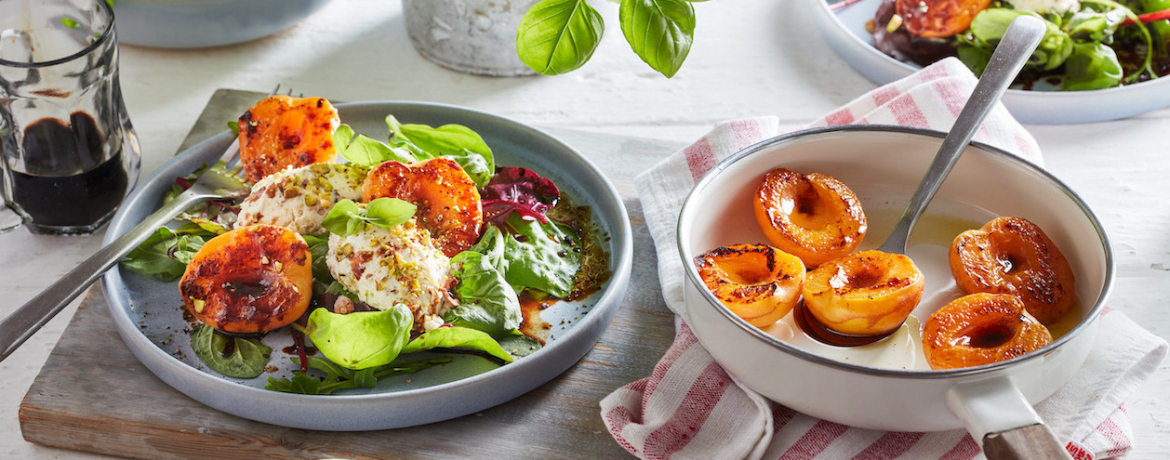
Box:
[1,1,1167,458]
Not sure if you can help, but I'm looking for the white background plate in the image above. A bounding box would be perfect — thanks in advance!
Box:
[810,0,1170,124]
[100,101,633,431]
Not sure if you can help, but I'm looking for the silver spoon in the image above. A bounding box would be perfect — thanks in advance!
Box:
[877,15,1046,254]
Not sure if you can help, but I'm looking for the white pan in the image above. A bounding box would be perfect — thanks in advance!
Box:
[677,126,1111,458]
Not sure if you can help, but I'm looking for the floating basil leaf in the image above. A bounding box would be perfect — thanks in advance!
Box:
[306,305,413,370]
[619,0,696,78]
[190,324,272,379]
[401,326,515,364]
[516,0,605,75]
[445,251,522,336]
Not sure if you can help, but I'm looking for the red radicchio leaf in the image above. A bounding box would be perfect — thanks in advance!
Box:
[480,166,560,226]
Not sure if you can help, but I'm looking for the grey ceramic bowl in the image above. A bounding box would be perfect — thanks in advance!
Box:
[113,0,335,49]
[101,101,632,430]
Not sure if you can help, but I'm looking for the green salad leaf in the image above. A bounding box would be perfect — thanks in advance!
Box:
[333,124,414,167]
[190,324,272,379]
[321,198,416,237]
[469,219,580,298]
[619,0,696,78]
[968,9,1073,72]
[401,326,515,364]
[265,356,451,395]
[386,115,495,188]
[120,226,212,281]
[305,305,414,370]
[1064,42,1124,90]
[516,0,605,76]
[502,214,581,298]
[445,251,523,336]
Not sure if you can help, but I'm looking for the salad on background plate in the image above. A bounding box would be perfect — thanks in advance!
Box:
[864,0,1168,90]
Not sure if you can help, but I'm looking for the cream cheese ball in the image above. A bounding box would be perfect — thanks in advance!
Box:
[236,163,368,235]
[327,219,456,332]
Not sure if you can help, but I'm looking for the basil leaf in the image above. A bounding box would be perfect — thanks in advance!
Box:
[619,0,696,78]
[190,324,272,379]
[445,251,523,336]
[401,326,514,364]
[1063,42,1123,91]
[306,305,413,370]
[501,214,581,298]
[322,198,416,236]
[516,0,605,75]
[386,115,495,176]
[321,199,366,236]
[365,197,417,227]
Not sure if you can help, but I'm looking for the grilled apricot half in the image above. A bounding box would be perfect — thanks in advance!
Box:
[949,216,1075,325]
[179,224,313,334]
[695,244,806,328]
[802,250,924,337]
[923,293,1052,370]
[754,168,867,268]
[238,95,340,183]
[895,0,993,39]
[362,157,483,257]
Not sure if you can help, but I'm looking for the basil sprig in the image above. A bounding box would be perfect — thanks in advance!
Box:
[321,198,416,237]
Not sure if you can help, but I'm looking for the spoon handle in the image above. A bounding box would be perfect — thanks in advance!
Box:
[877,16,1047,254]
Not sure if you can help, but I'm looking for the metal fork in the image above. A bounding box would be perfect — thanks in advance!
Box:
[0,103,261,363]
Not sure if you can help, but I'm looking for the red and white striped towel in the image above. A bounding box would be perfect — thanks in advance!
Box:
[603,58,1169,460]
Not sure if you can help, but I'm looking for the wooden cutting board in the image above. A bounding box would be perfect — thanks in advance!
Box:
[18,89,687,459]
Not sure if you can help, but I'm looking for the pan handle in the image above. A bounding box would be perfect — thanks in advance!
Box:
[945,377,1073,460]
[983,424,1072,460]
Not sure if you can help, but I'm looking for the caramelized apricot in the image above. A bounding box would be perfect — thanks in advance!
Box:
[895,0,993,38]
[802,250,924,338]
[754,168,866,268]
[179,225,313,334]
[949,216,1075,325]
[362,157,483,257]
[923,293,1052,370]
[238,95,340,183]
[695,244,806,328]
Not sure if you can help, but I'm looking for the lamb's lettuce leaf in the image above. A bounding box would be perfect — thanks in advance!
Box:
[190,324,271,379]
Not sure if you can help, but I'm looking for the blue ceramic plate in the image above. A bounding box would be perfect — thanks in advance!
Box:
[101,101,632,431]
[113,0,334,49]
[810,0,1170,124]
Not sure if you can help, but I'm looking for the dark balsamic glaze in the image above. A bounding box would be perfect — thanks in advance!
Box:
[10,112,127,227]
